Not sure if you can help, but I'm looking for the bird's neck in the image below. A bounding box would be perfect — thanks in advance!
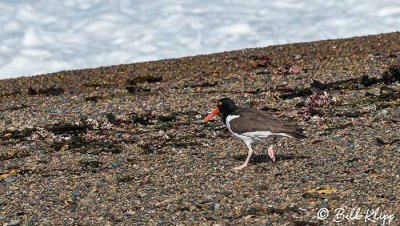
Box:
[221,107,238,125]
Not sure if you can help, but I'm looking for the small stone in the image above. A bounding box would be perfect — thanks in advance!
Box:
[244,215,252,220]
[96,179,105,187]
[80,197,93,206]
[79,159,102,168]
[72,189,81,197]
[284,98,295,104]
[380,86,395,96]
[214,203,221,210]
[293,54,303,60]
[37,154,50,163]
[111,159,123,168]
[245,198,252,205]
[26,215,37,226]
[6,219,21,226]
[379,109,388,116]
[4,133,12,139]
[189,205,197,211]
[310,115,320,122]
[4,176,17,183]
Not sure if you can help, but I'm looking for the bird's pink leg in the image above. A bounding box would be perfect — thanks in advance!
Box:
[233,140,253,170]
[268,145,276,163]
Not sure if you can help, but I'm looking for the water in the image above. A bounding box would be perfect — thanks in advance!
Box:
[0,0,399,79]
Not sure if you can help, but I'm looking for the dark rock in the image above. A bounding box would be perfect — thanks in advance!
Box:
[79,159,103,168]
[380,86,396,96]
[126,75,163,85]
[184,81,218,88]
[106,113,117,124]
[157,114,176,122]
[126,86,151,93]
[381,65,400,84]
[28,86,64,96]
[27,87,38,95]
[129,112,154,125]
[114,173,134,182]
[0,128,36,140]
[282,70,399,99]
[48,124,88,135]
[85,96,101,102]
[111,158,124,168]
[376,137,400,145]
[222,190,233,196]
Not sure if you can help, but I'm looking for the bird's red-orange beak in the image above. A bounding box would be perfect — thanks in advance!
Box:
[203,108,219,123]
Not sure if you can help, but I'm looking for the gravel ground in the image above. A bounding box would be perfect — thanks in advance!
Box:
[1,32,400,225]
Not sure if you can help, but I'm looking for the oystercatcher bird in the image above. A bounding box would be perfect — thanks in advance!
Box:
[204,98,306,170]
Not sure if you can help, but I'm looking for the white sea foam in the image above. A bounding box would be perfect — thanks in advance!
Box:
[0,0,399,79]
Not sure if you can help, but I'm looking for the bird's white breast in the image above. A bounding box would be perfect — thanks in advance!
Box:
[225,115,240,133]
[225,115,253,142]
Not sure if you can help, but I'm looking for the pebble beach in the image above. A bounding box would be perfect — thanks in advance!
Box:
[1,32,400,225]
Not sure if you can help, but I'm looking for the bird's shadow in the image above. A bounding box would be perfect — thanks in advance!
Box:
[233,153,309,164]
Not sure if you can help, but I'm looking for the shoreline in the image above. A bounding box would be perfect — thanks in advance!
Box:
[1,32,399,225]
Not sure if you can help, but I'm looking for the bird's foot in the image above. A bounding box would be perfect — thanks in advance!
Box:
[233,164,247,171]
[268,145,276,163]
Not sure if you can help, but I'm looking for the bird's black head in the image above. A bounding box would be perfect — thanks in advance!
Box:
[216,98,237,115]
[204,97,238,125]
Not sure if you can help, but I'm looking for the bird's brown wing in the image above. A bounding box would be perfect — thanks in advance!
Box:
[229,109,304,137]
